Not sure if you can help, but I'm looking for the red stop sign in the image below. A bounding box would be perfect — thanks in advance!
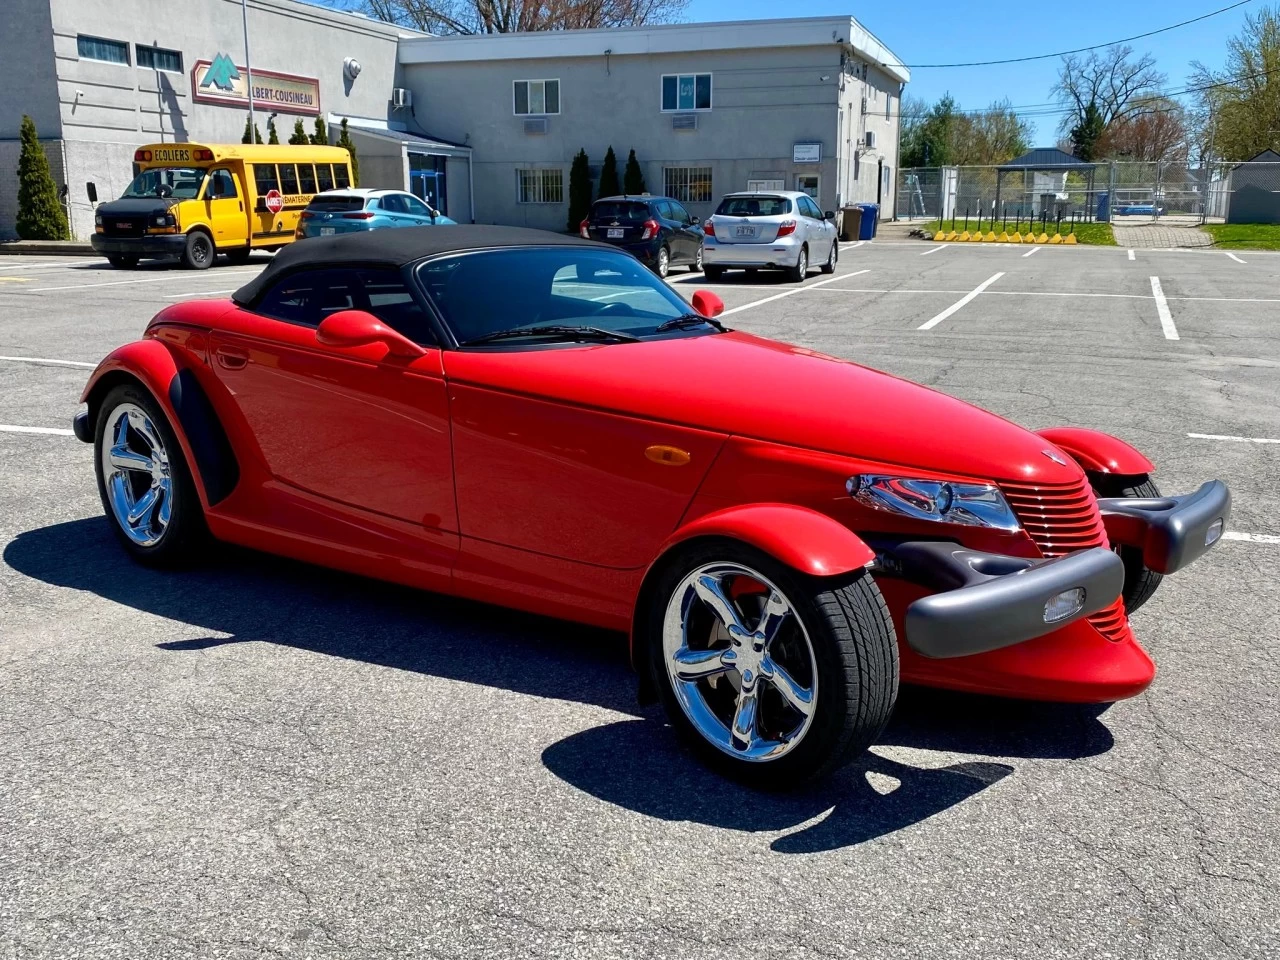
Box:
[264,189,284,214]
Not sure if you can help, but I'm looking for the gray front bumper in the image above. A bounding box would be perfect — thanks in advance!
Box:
[1098,480,1231,575]
[883,541,1125,659]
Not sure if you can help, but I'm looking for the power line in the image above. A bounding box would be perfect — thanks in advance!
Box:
[901,0,1254,68]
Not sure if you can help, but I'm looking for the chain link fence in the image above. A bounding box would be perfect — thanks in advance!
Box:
[896,161,1280,226]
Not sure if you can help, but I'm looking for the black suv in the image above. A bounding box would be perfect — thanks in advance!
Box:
[579,195,704,278]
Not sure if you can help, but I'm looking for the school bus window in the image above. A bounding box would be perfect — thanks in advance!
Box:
[334,165,351,189]
[207,169,238,199]
[316,164,334,192]
[279,163,300,194]
[298,164,317,194]
[253,164,279,196]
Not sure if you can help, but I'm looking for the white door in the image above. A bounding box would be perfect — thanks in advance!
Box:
[796,174,820,199]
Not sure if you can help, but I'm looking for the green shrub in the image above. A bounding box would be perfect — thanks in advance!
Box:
[311,117,328,145]
[289,119,309,145]
[337,118,358,186]
[623,149,646,195]
[568,149,592,232]
[15,115,69,241]
[598,146,620,199]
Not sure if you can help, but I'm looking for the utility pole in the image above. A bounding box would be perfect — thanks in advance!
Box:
[242,0,255,134]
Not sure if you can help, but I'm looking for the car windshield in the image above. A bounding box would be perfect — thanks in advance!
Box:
[307,195,367,212]
[417,248,713,345]
[590,201,650,222]
[122,167,207,200]
[716,196,791,217]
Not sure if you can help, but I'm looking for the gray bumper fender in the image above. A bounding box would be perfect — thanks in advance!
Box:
[1097,480,1231,576]
[885,542,1125,660]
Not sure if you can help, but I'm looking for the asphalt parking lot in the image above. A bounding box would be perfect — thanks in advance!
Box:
[1,241,1277,959]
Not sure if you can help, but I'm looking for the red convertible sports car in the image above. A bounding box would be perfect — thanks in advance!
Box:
[75,226,1231,785]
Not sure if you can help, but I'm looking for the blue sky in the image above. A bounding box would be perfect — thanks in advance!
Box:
[685,0,1259,141]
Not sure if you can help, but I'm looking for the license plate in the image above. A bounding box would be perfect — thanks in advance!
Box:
[607,228,624,239]
[320,227,335,236]
[735,226,756,237]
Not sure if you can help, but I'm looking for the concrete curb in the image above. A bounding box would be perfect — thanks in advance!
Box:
[0,241,97,256]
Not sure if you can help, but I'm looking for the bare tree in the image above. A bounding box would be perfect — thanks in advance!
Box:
[359,0,688,34]
[1097,97,1189,162]
[1053,45,1166,135]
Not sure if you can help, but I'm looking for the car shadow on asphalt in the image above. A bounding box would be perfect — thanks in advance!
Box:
[5,517,1114,853]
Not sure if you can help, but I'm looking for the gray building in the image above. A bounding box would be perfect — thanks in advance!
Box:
[2,3,907,240]
[397,17,908,230]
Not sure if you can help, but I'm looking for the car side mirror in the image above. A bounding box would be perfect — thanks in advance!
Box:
[86,181,98,204]
[691,290,724,318]
[316,310,426,358]
[824,210,835,220]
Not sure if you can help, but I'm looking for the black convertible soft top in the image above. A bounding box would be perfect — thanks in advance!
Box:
[231,225,600,306]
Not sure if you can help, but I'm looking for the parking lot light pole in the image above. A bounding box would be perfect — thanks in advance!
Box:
[242,0,255,133]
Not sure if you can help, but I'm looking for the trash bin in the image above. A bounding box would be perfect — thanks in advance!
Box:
[839,205,862,242]
[856,203,880,240]
[1096,192,1111,222]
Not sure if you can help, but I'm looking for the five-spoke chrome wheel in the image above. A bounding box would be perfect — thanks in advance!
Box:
[662,562,818,762]
[100,402,174,547]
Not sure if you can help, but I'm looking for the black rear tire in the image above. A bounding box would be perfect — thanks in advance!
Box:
[106,255,139,269]
[224,247,252,265]
[702,265,724,282]
[181,231,214,270]
[786,245,809,283]
[647,539,899,788]
[94,383,207,567]
[1090,473,1164,615]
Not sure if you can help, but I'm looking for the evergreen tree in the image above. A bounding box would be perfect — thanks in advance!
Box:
[623,149,646,194]
[241,117,263,144]
[337,118,359,186]
[567,148,592,232]
[311,117,328,145]
[289,119,309,145]
[1070,101,1105,162]
[15,115,69,241]
[597,146,621,198]
[267,118,279,144]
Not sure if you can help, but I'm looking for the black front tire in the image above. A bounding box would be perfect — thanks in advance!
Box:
[647,539,899,788]
[106,255,139,269]
[702,265,724,282]
[94,383,207,567]
[1091,473,1164,615]
[181,231,215,270]
[820,240,838,274]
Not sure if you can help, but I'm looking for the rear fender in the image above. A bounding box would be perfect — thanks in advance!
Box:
[81,339,239,507]
[629,503,874,696]
[1036,427,1155,477]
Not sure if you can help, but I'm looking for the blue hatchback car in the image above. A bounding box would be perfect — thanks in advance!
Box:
[296,189,456,239]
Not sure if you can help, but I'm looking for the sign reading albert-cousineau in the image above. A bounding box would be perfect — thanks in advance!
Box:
[191,53,320,115]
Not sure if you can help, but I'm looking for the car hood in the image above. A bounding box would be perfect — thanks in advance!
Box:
[96,197,180,215]
[444,331,1083,484]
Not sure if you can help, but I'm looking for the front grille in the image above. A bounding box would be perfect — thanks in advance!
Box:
[1001,477,1132,643]
[104,217,145,238]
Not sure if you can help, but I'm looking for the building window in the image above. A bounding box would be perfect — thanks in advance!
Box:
[663,166,712,203]
[661,74,712,112]
[77,35,129,65]
[886,93,892,121]
[136,44,182,73]
[514,79,560,116]
[516,169,563,204]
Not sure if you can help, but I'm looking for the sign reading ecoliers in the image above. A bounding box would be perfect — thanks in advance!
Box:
[191,54,321,116]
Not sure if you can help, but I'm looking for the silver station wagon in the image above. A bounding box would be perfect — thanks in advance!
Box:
[702,190,839,283]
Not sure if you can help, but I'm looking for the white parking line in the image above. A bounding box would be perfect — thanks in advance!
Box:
[920,245,947,256]
[1188,432,1280,444]
[0,424,75,436]
[1149,277,1178,340]
[1225,252,1247,264]
[0,354,97,368]
[1128,250,1136,261]
[1223,532,1280,544]
[918,272,1004,330]
[30,269,258,292]
[1022,247,1041,258]
[163,289,239,300]
[720,271,865,317]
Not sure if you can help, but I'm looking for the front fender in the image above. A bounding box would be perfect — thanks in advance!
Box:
[1036,427,1155,476]
[81,339,239,507]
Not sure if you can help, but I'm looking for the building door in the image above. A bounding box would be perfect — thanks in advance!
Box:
[877,159,884,204]
[410,153,447,215]
[747,179,784,191]
[796,174,819,200]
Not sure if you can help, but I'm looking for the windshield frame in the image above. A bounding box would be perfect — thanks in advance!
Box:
[122,166,209,200]
[411,245,722,350]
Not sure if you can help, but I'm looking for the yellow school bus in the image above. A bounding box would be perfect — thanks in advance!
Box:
[90,142,354,269]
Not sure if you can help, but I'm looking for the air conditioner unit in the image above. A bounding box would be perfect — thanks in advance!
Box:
[865,131,876,149]
[524,117,548,135]
[672,113,697,131]
[391,88,412,108]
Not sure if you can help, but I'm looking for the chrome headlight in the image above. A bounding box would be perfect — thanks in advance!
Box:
[847,475,1021,531]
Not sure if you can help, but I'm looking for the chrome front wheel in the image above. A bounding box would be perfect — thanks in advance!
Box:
[662,562,818,762]
[101,403,173,547]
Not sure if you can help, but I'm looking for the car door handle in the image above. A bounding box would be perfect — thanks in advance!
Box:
[215,346,249,370]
